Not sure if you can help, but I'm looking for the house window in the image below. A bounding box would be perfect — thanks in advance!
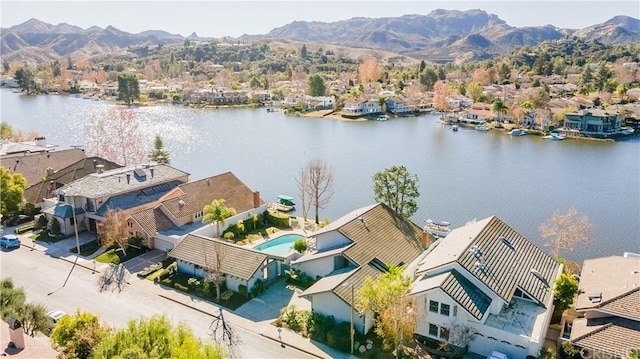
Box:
[440,327,449,341]
[429,300,439,313]
[428,323,438,337]
[440,303,450,316]
[453,305,458,317]
[127,221,133,228]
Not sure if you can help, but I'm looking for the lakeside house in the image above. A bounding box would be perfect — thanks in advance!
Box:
[562,254,640,358]
[561,109,623,138]
[342,99,383,117]
[410,216,561,358]
[291,203,432,335]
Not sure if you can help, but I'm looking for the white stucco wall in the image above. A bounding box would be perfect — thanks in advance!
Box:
[310,291,369,334]
[292,255,337,278]
[314,231,351,251]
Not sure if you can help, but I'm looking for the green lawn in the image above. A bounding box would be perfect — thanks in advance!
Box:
[69,240,101,257]
[30,230,69,243]
[94,245,148,264]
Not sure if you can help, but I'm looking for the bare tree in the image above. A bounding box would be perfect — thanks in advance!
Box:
[203,241,226,302]
[97,209,130,257]
[539,207,593,260]
[295,168,312,221]
[210,308,241,358]
[83,107,147,166]
[358,58,382,85]
[438,321,478,359]
[297,159,335,224]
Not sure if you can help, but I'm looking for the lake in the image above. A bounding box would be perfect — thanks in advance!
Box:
[2,89,639,262]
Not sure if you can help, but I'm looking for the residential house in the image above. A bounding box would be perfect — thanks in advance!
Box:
[127,172,267,250]
[565,255,640,358]
[385,97,415,115]
[292,203,430,335]
[304,96,335,110]
[342,99,382,117]
[250,90,271,103]
[1,148,85,187]
[411,216,561,358]
[191,88,248,105]
[23,156,121,208]
[44,163,189,236]
[562,109,622,136]
[460,103,491,124]
[168,234,275,293]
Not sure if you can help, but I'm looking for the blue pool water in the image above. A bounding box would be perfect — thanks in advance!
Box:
[254,234,305,256]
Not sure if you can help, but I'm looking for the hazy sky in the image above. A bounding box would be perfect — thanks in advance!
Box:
[1,1,639,38]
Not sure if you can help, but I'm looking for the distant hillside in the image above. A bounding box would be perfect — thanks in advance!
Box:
[255,9,638,62]
[1,11,638,65]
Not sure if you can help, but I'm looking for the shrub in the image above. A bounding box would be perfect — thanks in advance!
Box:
[559,341,582,359]
[307,312,336,342]
[221,290,233,301]
[327,321,352,352]
[236,220,245,235]
[280,305,302,332]
[49,217,61,235]
[16,223,35,234]
[265,210,290,228]
[187,278,201,290]
[35,215,48,230]
[238,284,248,298]
[174,282,189,291]
[251,279,267,297]
[293,238,307,253]
[223,231,235,240]
[138,262,163,278]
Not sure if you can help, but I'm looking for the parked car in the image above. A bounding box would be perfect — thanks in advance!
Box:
[0,234,21,249]
[6,214,33,227]
[47,310,66,325]
[487,351,508,359]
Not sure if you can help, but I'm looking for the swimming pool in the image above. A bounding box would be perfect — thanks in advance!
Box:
[254,234,305,256]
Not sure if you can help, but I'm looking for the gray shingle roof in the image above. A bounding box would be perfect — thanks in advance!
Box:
[42,203,85,219]
[95,180,183,216]
[1,148,86,187]
[168,234,267,281]
[55,163,189,199]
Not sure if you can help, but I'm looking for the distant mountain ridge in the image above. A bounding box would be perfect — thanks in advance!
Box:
[1,10,638,65]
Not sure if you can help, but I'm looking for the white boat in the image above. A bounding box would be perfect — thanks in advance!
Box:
[508,129,527,136]
[476,123,490,131]
[424,219,451,239]
[543,133,566,140]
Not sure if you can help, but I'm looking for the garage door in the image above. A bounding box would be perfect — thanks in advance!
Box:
[154,237,175,251]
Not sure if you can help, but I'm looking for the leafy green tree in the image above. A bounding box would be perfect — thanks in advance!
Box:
[148,135,170,164]
[300,44,308,59]
[50,217,62,235]
[117,73,140,105]
[466,82,484,103]
[0,167,27,219]
[17,302,49,337]
[202,199,237,237]
[51,310,110,359]
[92,315,224,359]
[14,67,35,92]
[51,60,62,78]
[293,238,307,253]
[553,273,579,312]
[0,121,14,139]
[307,74,326,96]
[372,165,419,219]
[0,278,26,321]
[627,349,640,359]
[419,67,438,91]
[359,265,415,356]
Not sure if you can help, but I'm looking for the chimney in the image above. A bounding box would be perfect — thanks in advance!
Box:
[93,159,97,168]
[150,168,154,177]
[96,164,104,174]
[46,167,54,176]
[34,136,47,147]
[206,178,210,186]
[126,173,130,184]
[422,231,431,249]
[252,191,260,208]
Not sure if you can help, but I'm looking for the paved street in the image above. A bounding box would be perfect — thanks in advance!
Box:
[0,243,317,358]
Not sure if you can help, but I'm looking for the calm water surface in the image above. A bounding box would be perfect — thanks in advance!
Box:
[2,90,639,262]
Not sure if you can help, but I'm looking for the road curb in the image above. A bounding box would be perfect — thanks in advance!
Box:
[158,293,326,359]
[22,242,102,274]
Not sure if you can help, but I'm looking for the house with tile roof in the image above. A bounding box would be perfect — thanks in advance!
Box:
[410,216,561,359]
[565,255,640,358]
[292,203,431,335]
[126,172,266,250]
[168,233,274,293]
[44,163,189,236]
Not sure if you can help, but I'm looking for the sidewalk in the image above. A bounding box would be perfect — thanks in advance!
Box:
[131,277,356,359]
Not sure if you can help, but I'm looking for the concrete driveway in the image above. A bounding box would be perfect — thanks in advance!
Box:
[122,249,166,274]
[234,280,311,322]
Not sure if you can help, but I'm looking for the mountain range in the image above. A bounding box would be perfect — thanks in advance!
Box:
[2,9,639,65]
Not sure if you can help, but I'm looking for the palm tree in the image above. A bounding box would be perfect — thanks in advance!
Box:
[491,98,508,122]
[202,199,237,237]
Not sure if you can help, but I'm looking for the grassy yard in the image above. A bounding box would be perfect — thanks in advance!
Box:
[29,230,70,243]
[69,240,101,257]
[94,245,148,264]
[233,226,280,245]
